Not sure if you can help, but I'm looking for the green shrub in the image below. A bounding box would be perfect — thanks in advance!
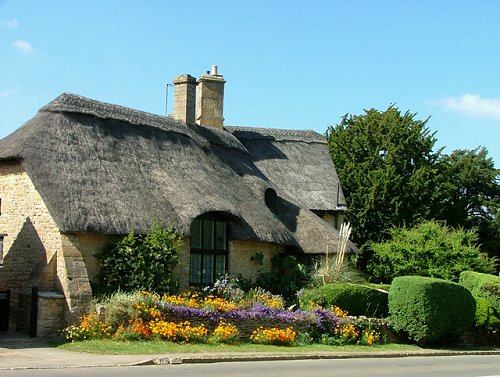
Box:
[98,222,182,294]
[473,296,500,329]
[299,283,388,318]
[389,276,475,344]
[255,255,310,304]
[95,291,153,330]
[367,221,496,283]
[459,271,500,315]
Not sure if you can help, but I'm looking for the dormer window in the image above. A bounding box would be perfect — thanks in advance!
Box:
[189,215,228,286]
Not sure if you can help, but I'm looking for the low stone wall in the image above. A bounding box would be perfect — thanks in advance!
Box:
[345,316,407,344]
[15,289,65,338]
[160,311,313,338]
[37,291,65,338]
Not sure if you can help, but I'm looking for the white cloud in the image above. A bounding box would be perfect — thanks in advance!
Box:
[12,40,33,54]
[0,89,14,98]
[0,83,19,98]
[0,18,18,28]
[429,94,500,120]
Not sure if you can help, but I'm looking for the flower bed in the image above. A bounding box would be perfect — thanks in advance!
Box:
[63,289,384,346]
[158,301,317,337]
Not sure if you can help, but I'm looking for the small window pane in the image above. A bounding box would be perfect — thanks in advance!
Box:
[203,221,214,250]
[191,220,202,249]
[202,254,214,284]
[215,221,227,251]
[215,254,226,278]
[190,253,202,284]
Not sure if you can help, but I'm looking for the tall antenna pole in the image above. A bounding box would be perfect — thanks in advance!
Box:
[166,83,173,116]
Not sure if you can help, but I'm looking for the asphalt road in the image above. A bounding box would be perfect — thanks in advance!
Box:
[1,355,499,377]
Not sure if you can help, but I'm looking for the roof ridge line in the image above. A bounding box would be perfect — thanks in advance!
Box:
[40,92,186,129]
[226,125,327,144]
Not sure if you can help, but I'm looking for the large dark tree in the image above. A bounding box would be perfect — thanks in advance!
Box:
[436,148,500,260]
[327,107,441,248]
[327,107,499,272]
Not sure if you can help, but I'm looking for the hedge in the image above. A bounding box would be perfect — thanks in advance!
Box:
[389,276,475,344]
[299,283,388,318]
[473,296,500,329]
[459,271,500,315]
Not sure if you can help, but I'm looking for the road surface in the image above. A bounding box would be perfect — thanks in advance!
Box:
[1,355,499,377]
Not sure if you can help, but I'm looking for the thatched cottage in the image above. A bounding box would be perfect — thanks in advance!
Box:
[0,66,349,337]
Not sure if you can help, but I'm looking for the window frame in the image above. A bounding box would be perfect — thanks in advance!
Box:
[189,215,228,286]
[0,235,4,268]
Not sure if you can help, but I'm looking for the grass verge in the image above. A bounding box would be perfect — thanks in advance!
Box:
[56,340,423,355]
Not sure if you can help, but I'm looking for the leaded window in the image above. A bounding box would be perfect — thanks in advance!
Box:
[189,216,228,286]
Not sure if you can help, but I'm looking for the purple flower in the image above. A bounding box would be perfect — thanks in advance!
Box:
[313,308,340,334]
[157,300,336,335]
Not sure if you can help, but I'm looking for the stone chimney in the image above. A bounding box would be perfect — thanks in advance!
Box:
[196,65,226,128]
[173,74,196,125]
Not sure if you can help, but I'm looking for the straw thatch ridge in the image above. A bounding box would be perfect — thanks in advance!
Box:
[0,93,349,254]
[226,126,327,143]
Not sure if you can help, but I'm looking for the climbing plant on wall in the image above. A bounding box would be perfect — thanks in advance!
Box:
[98,222,183,294]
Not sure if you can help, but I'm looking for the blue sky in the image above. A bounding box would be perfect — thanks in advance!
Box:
[1,1,499,166]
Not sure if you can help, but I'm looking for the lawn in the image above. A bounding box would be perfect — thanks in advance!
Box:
[57,339,423,355]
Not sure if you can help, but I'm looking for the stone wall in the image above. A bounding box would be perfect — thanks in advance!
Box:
[228,240,283,283]
[58,234,95,324]
[61,233,116,287]
[0,162,62,331]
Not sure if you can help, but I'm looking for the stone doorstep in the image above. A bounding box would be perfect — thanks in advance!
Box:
[0,330,42,344]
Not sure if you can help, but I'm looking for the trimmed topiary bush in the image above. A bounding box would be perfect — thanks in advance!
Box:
[459,271,500,316]
[299,283,388,318]
[389,276,475,344]
[473,296,500,329]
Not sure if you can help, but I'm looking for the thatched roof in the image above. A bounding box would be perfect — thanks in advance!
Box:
[0,93,351,254]
[226,126,346,211]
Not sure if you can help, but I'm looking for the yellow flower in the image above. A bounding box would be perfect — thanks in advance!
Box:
[330,306,349,317]
[250,326,296,345]
[212,322,239,342]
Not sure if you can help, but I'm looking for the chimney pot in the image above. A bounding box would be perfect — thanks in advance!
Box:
[211,65,218,75]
